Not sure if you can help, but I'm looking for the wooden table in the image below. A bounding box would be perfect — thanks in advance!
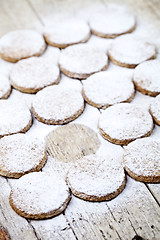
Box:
[0,0,160,239]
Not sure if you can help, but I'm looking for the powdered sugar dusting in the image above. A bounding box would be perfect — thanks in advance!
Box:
[0,133,46,175]
[123,137,160,178]
[0,75,11,98]
[59,43,108,75]
[133,59,160,93]
[10,57,60,92]
[32,85,84,123]
[82,70,134,108]
[67,154,125,198]
[40,46,60,65]
[150,94,160,122]
[109,34,156,65]
[99,103,153,140]
[10,172,70,215]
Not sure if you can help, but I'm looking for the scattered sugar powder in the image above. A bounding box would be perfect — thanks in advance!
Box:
[40,46,60,65]
[150,94,160,123]
[10,172,70,215]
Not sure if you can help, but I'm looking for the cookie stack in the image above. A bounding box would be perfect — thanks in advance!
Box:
[0,4,159,220]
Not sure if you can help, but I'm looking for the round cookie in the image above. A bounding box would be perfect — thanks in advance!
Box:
[10,57,60,93]
[98,103,153,145]
[31,85,84,125]
[133,60,160,96]
[108,34,156,68]
[9,172,71,219]
[82,71,135,109]
[59,43,108,79]
[0,75,11,99]
[122,138,160,183]
[149,94,160,125]
[0,30,46,63]
[89,9,136,39]
[0,133,47,178]
[43,20,90,48]
[66,154,126,201]
[0,100,32,137]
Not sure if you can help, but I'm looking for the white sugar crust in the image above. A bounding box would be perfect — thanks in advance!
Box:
[82,71,134,108]
[0,30,46,62]
[99,103,153,141]
[109,34,156,66]
[150,94,160,124]
[123,138,160,180]
[0,133,46,177]
[66,154,126,200]
[133,60,160,94]
[31,85,84,124]
[59,44,108,78]
[0,75,11,98]
[89,8,135,38]
[10,57,60,93]
[43,20,90,47]
[0,100,32,136]
[10,172,70,217]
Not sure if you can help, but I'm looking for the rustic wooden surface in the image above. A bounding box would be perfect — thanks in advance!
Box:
[0,0,160,240]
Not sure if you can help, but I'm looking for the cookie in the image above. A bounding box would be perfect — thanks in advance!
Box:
[59,43,108,79]
[133,60,160,96]
[0,75,11,99]
[89,8,136,38]
[149,94,160,125]
[10,57,60,93]
[41,46,60,65]
[0,30,46,63]
[66,154,126,201]
[9,172,71,219]
[31,85,84,124]
[122,138,160,183]
[43,20,90,48]
[98,103,153,145]
[0,133,47,178]
[0,100,32,137]
[108,34,156,68]
[82,70,135,109]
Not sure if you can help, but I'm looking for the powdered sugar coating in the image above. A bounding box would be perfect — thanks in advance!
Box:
[109,34,156,67]
[0,30,46,62]
[82,71,135,109]
[0,133,46,178]
[10,172,70,218]
[150,94,160,125]
[43,20,90,48]
[99,103,153,144]
[66,154,126,201]
[10,57,60,93]
[0,100,32,136]
[31,85,84,124]
[89,9,135,38]
[123,138,160,182]
[59,43,108,79]
[133,60,160,95]
[0,75,11,98]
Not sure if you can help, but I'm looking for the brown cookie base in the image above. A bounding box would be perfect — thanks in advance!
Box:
[149,109,160,126]
[133,81,160,97]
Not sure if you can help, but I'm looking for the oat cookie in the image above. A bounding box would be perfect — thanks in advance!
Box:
[43,20,90,48]
[10,57,60,93]
[89,8,136,38]
[133,60,160,96]
[0,134,47,178]
[98,103,153,145]
[0,30,46,63]
[0,75,11,99]
[66,154,126,201]
[59,43,108,79]
[9,172,71,219]
[108,34,156,68]
[0,100,32,137]
[150,94,160,125]
[123,138,160,183]
[31,85,84,124]
[82,71,135,109]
